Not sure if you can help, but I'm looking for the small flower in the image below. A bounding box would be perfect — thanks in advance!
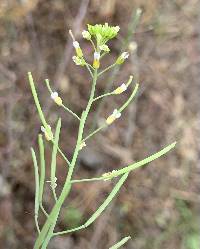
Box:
[99,44,110,52]
[116,52,129,64]
[51,92,63,106]
[93,52,100,69]
[129,41,137,52]
[51,177,57,189]
[94,52,100,60]
[41,125,53,141]
[87,23,120,44]
[72,56,85,66]
[73,41,79,48]
[47,177,57,189]
[106,109,121,125]
[73,41,83,58]
[79,141,86,150]
[82,30,91,40]
[113,83,127,94]
[102,170,118,180]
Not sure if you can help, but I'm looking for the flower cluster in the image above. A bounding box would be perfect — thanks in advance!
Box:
[87,23,120,46]
[70,23,130,70]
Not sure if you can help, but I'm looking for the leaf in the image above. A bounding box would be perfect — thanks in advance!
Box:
[109,236,131,249]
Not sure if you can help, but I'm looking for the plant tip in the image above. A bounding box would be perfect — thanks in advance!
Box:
[137,8,142,15]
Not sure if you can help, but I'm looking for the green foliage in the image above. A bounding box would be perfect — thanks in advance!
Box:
[109,236,131,249]
[28,12,176,249]
[63,207,83,228]
[87,23,120,47]
[176,200,200,249]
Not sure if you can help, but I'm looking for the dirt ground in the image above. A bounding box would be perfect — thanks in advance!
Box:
[0,0,199,248]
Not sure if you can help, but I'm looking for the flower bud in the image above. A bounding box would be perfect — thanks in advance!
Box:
[93,52,100,69]
[113,83,127,94]
[129,41,137,52]
[73,41,83,58]
[82,30,91,40]
[72,56,85,66]
[106,109,121,125]
[41,125,53,141]
[51,92,63,106]
[102,170,118,181]
[116,52,129,64]
[99,44,110,53]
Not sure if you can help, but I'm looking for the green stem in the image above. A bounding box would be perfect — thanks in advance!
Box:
[45,79,80,121]
[71,177,104,184]
[61,104,80,120]
[119,83,139,112]
[54,173,129,236]
[34,70,98,248]
[72,142,176,183]
[82,83,138,144]
[45,79,53,94]
[82,124,106,142]
[85,63,93,77]
[38,135,45,205]
[93,92,114,102]
[40,204,48,217]
[91,9,142,131]
[88,63,94,70]
[28,72,49,130]
[50,141,71,167]
[98,63,116,77]
[89,39,96,51]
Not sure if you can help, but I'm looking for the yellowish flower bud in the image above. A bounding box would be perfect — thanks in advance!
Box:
[41,125,53,141]
[106,109,121,125]
[113,83,127,94]
[54,96,62,106]
[93,52,100,69]
[73,41,83,58]
[51,92,63,106]
[116,52,129,64]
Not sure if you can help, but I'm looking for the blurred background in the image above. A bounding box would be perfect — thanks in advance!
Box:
[0,0,199,248]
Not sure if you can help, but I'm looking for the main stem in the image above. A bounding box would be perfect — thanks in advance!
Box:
[34,70,98,249]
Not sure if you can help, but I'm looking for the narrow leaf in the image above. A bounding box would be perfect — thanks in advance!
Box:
[31,147,40,233]
[28,72,50,134]
[54,173,129,236]
[109,236,131,249]
[119,83,139,113]
[84,173,129,227]
[103,142,176,179]
[50,118,61,197]
[38,134,45,204]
